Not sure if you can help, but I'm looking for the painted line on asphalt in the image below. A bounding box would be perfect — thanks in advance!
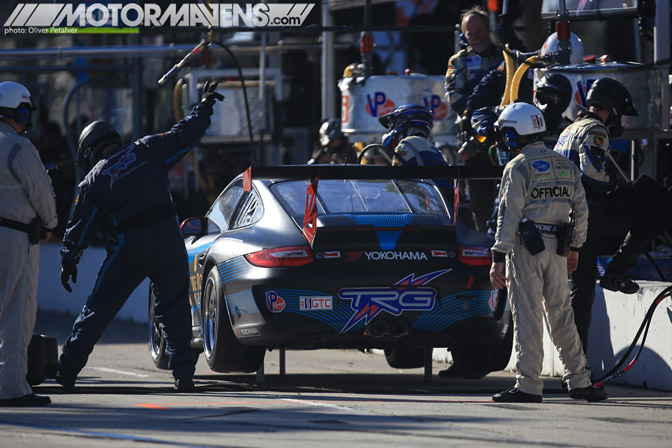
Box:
[281,398,354,411]
[136,397,494,409]
[88,367,150,377]
[0,419,205,447]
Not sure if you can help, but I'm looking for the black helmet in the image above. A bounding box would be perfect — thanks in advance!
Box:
[319,118,344,147]
[586,77,638,116]
[77,120,122,167]
[535,73,573,114]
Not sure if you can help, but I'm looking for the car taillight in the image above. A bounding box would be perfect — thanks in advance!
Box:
[458,246,491,266]
[245,246,314,267]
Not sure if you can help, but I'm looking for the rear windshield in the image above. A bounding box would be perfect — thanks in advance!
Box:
[271,179,448,218]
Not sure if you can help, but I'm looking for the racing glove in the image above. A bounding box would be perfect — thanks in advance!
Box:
[60,263,77,293]
[200,80,225,109]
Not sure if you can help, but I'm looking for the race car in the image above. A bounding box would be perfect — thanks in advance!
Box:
[149,165,511,376]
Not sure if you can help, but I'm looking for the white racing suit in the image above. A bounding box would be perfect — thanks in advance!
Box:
[0,121,57,399]
[492,141,591,395]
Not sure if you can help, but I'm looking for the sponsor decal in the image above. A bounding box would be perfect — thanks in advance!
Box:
[323,251,340,259]
[489,290,499,311]
[531,160,550,172]
[461,248,489,258]
[364,91,396,117]
[300,296,333,311]
[423,95,448,121]
[464,55,482,69]
[364,251,428,261]
[530,113,544,129]
[593,136,604,147]
[265,290,286,313]
[431,249,448,257]
[339,269,451,333]
[530,185,570,199]
[102,147,138,187]
[553,159,572,178]
[236,326,260,337]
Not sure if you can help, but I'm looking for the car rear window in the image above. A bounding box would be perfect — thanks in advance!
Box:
[272,179,448,218]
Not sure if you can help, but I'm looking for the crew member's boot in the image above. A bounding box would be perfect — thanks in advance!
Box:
[599,233,650,294]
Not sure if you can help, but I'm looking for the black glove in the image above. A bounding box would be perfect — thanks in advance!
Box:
[200,80,225,109]
[60,263,77,293]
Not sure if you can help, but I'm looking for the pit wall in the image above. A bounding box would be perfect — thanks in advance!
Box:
[38,243,672,391]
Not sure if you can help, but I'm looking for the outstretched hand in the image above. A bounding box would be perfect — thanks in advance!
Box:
[200,81,225,108]
[60,264,77,293]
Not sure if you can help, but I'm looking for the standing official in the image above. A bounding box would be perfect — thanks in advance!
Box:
[56,82,224,392]
[0,81,57,407]
[489,102,606,403]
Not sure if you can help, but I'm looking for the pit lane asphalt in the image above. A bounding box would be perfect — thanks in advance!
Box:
[0,311,669,448]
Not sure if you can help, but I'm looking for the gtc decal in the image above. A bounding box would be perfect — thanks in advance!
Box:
[300,296,333,311]
[339,269,451,333]
[265,291,286,313]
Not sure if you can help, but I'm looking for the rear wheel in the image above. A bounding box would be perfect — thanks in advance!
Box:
[384,347,425,369]
[449,315,514,378]
[148,287,170,370]
[202,268,265,373]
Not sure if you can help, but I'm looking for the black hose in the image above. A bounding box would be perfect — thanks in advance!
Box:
[208,40,258,166]
[643,252,668,281]
[593,285,672,387]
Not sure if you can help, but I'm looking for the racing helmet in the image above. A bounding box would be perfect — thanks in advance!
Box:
[77,120,122,168]
[0,81,35,129]
[494,102,546,151]
[540,32,584,65]
[534,73,573,130]
[319,118,345,147]
[586,77,638,117]
[378,104,433,147]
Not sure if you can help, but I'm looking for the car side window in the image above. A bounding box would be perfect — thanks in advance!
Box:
[231,189,263,229]
[207,179,245,231]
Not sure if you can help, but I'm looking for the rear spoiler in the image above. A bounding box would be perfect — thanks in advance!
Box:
[242,165,504,244]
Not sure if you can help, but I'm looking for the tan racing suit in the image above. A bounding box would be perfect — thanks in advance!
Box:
[0,121,57,399]
[492,140,592,395]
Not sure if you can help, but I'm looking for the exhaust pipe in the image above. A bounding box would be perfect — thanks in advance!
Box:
[389,320,409,338]
[365,321,389,338]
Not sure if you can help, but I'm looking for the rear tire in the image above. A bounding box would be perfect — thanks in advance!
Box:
[450,314,513,378]
[384,347,425,369]
[202,268,265,373]
[148,287,170,370]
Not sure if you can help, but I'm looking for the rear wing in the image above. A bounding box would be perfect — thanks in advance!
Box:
[242,164,504,245]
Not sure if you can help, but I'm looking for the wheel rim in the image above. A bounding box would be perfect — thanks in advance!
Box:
[149,295,162,358]
[203,276,217,359]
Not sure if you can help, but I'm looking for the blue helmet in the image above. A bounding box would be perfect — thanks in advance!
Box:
[379,104,433,147]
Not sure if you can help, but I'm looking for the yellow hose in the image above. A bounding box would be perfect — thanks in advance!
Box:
[509,55,540,104]
[172,78,185,122]
[171,77,213,193]
[500,48,516,107]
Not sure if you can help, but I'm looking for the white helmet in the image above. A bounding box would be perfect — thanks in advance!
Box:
[495,102,546,150]
[540,32,584,65]
[0,81,34,126]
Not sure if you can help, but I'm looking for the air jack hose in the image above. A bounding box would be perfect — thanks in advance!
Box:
[592,285,672,387]
[508,55,540,104]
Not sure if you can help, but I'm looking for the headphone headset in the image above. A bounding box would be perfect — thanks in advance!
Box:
[0,103,32,125]
[503,129,519,149]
